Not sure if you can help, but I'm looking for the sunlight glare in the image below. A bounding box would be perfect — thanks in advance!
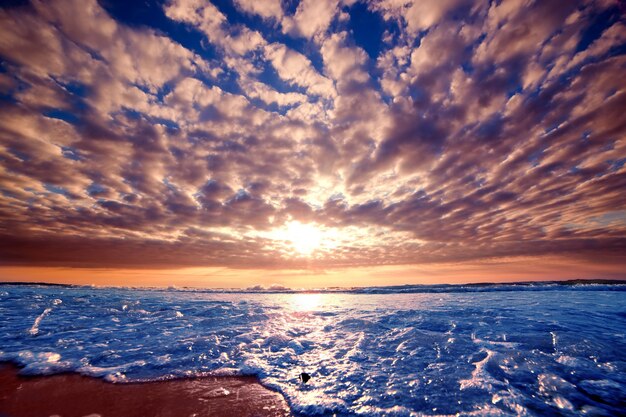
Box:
[291,293,322,311]
[283,221,322,255]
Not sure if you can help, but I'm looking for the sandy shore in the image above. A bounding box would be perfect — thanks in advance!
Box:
[0,362,292,417]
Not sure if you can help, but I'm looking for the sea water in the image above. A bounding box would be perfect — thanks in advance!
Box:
[0,283,624,416]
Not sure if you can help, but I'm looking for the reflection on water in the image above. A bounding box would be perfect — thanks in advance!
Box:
[289,293,323,311]
[1,287,625,416]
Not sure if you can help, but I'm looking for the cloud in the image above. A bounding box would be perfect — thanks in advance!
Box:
[165,0,268,56]
[241,79,308,106]
[234,0,283,21]
[404,0,472,34]
[282,0,339,40]
[373,0,474,35]
[264,43,335,98]
[0,0,625,278]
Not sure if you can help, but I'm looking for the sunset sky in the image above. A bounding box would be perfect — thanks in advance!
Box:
[0,0,625,288]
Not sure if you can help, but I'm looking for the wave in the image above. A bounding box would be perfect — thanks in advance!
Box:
[1,283,625,416]
[2,279,625,295]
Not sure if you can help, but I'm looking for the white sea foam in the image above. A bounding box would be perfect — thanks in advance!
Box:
[28,307,53,335]
[1,284,625,416]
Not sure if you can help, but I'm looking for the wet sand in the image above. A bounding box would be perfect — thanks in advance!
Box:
[0,362,292,417]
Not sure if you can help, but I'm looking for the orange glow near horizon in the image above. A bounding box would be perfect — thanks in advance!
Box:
[1,255,624,289]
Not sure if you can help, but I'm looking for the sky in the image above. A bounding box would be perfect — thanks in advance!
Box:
[0,0,625,288]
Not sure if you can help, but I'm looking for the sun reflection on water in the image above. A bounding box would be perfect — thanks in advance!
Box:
[290,293,323,311]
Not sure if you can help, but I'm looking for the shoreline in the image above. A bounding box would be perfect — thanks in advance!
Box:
[0,362,292,417]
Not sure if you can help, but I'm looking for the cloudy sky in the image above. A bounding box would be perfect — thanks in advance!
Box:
[0,0,625,287]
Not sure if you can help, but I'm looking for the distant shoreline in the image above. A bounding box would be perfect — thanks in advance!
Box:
[1,278,625,293]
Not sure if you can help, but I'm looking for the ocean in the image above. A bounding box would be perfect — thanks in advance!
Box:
[1,283,625,416]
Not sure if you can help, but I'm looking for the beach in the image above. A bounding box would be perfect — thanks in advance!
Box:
[0,362,291,417]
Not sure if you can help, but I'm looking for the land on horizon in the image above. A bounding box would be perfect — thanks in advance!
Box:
[2,277,626,290]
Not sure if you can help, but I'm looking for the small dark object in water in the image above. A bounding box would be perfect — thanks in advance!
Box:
[299,372,311,383]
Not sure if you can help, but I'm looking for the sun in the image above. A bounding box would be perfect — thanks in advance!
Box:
[262,220,344,257]
[283,221,323,255]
